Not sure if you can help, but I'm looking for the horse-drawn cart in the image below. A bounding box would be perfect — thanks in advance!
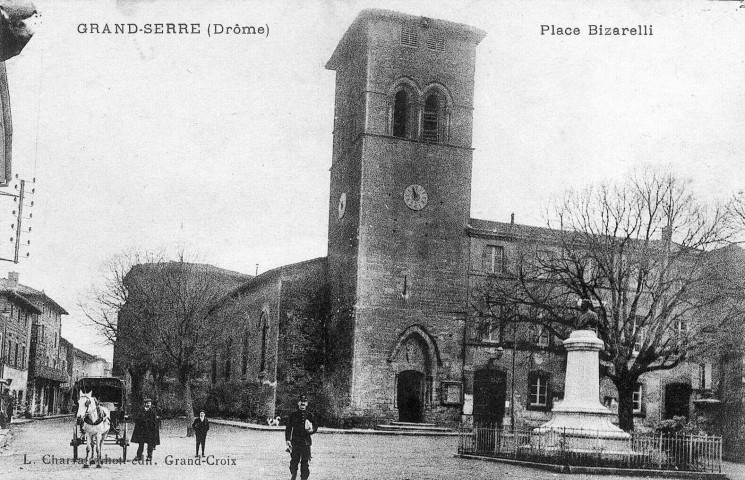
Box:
[70,377,129,462]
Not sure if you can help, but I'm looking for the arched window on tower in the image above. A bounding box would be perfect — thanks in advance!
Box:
[393,90,409,138]
[421,93,443,143]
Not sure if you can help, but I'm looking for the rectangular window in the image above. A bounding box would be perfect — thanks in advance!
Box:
[528,373,549,408]
[14,342,18,367]
[632,324,646,356]
[699,363,711,390]
[479,318,501,343]
[535,326,550,347]
[400,23,418,47]
[484,245,504,274]
[21,345,25,369]
[583,257,598,282]
[632,383,643,413]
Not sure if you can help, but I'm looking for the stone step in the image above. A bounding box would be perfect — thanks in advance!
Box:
[376,424,453,433]
[390,421,437,427]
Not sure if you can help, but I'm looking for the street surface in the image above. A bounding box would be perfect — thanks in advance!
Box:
[0,418,741,480]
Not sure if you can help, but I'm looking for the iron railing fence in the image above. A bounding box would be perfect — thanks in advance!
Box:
[458,424,722,473]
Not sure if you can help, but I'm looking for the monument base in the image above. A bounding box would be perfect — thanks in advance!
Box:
[533,411,631,452]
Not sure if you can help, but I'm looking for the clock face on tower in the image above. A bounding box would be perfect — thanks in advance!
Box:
[403,184,428,211]
[337,192,347,219]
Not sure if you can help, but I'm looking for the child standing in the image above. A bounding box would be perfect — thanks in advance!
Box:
[192,410,209,457]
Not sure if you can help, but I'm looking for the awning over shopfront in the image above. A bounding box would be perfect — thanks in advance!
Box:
[34,365,66,383]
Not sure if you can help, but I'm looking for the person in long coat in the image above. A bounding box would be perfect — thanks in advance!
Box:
[285,394,318,480]
[131,398,160,461]
[191,410,209,457]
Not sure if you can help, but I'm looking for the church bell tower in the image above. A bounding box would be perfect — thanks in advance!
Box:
[325,9,485,424]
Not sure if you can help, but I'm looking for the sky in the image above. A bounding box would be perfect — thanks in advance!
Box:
[3,0,744,361]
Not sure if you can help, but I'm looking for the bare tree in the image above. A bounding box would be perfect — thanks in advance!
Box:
[80,250,167,403]
[728,190,745,240]
[473,167,733,431]
[83,249,250,436]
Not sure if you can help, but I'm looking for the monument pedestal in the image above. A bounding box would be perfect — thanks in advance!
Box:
[533,329,630,451]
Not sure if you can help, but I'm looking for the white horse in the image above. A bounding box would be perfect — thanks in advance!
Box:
[75,391,110,468]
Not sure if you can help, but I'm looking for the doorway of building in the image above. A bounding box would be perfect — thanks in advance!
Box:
[664,383,691,419]
[397,370,424,423]
[473,369,506,426]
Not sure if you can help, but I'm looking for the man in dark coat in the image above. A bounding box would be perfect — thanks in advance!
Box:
[131,398,160,461]
[284,394,318,480]
[191,409,209,457]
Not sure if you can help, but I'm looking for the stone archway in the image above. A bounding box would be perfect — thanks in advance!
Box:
[388,325,442,423]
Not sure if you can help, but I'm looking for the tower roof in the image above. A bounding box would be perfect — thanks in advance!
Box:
[326,9,486,71]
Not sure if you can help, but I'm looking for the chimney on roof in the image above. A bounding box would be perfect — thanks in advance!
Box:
[8,272,19,287]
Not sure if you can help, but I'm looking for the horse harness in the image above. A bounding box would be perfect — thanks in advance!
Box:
[82,397,107,426]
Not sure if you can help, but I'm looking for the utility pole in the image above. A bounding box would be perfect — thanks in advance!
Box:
[13,179,25,263]
[0,176,34,263]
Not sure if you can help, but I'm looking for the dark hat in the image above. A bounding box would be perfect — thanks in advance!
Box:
[298,394,308,402]
[143,398,152,403]
[199,410,206,414]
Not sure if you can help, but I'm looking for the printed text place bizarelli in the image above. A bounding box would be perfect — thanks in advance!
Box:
[541,25,653,36]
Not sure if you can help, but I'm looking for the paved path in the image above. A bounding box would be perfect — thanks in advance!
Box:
[0,417,741,479]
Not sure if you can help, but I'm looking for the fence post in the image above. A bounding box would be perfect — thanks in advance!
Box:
[658,432,662,470]
[686,435,693,469]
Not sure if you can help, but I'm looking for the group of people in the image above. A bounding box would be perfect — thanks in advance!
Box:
[130,393,317,480]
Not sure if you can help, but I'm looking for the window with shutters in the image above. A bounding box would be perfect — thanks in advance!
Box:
[534,325,551,347]
[483,245,504,274]
[421,94,441,142]
[699,363,711,390]
[426,29,445,51]
[400,23,418,47]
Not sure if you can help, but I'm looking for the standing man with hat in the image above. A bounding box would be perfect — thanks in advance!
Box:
[284,394,318,480]
[131,398,160,461]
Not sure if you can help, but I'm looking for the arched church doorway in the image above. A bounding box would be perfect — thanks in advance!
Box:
[664,383,691,419]
[473,369,506,426]
[397,370,425,423]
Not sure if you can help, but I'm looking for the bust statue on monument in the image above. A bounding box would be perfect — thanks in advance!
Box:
[575,298,599,332]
